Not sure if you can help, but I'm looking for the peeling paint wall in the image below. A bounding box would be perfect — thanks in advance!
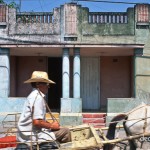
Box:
[0,3,149,45]
[80,8,134,36]
[9,8,61,35]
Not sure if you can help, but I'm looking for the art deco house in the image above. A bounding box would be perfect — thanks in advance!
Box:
[0,2,150,126]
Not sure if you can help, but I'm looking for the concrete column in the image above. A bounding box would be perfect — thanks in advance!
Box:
[73,48,80,98]
[60,48,82,126]
[134,48,144,98]
[62,48,70,98]
[0,48,10,97]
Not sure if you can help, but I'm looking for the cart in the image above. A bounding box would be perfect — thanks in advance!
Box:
[1,113,150,150]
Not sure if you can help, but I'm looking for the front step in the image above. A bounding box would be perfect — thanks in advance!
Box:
[46,112,106,128]
[46,112,59,123]
[82,113,106,128]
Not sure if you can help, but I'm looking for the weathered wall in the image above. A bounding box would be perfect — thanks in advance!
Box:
[0,3,149,45]
[10,56,47,97]
[107,96,150,123]
[135,33,150,100]
[9,8,60,35]
[0,6,61,45]
[107,48,150,123]
[77,7,138,44]
[100,56,132,110]
[80,7,134,36]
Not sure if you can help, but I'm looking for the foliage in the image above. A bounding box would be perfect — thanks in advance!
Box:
[0,0,4,4]
[8,1,18,8]
[0,0,18,9]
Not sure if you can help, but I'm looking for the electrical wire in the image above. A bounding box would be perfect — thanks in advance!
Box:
[0,0,150,44]
[74,0,149,5]
[3,0,150,11]
[3,0,150,2]
[38,0,44,12]
[3,0,150,5]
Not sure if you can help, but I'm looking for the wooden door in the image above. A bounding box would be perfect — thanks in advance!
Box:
[81,57,100,111]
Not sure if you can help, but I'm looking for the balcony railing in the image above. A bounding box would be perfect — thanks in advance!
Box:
[16,12,54,23]
[89,12,128,24]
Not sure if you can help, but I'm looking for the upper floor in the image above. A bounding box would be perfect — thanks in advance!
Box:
[0,3,150,46]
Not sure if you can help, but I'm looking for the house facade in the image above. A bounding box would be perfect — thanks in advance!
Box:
[0,3,150,125]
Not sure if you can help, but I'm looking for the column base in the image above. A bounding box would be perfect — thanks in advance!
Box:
[60,98,82,126]
[61,98,82,113]
[60,113,83,126]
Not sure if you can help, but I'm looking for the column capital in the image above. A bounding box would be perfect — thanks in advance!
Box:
[134,48,143,56]
[73,48,80,55]
[0,48,10,54]
[62,48,69,55]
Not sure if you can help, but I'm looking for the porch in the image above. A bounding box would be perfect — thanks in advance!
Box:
[9,45,136,112]
[0,2,149,126]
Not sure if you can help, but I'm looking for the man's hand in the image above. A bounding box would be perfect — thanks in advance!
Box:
[33,119,51,129]
[33,119,60,130]
[50,121,60,131]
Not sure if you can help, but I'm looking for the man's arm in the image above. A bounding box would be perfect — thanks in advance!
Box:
[33,119,60,130]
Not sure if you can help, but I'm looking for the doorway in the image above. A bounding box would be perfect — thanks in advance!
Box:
[48,58,62,111]
[81,57,100,112]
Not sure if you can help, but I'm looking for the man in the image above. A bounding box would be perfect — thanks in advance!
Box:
[17,71,71,148]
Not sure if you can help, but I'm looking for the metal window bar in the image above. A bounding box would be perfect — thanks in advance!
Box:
[104,15,107,23]
[119,15,122,23]
[89,12,128,24]
[16,12,53,23]
[96,15,99,23]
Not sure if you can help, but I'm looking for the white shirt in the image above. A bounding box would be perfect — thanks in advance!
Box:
[17,88,56,145]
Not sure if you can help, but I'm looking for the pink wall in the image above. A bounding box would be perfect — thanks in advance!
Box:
[100,56,132,109]
[10,56,47,97]
[10,56,133,111]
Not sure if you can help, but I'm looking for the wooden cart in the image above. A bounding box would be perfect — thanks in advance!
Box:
[1,113,150,150]
[60,124,103,150]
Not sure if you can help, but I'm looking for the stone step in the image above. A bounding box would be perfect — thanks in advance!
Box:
[46,112,59,118]
[46,112,59,123]
[82,113,106,128]
[83,118,105,123]
[82,113,106,118]
[46,112,106,128]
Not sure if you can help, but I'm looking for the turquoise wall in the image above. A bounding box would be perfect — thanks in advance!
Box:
[0,97,26,123]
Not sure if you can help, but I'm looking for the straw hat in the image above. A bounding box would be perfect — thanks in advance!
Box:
[24,71,55,84]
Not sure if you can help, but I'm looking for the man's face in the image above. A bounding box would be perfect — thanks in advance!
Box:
[37,82,49,94]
